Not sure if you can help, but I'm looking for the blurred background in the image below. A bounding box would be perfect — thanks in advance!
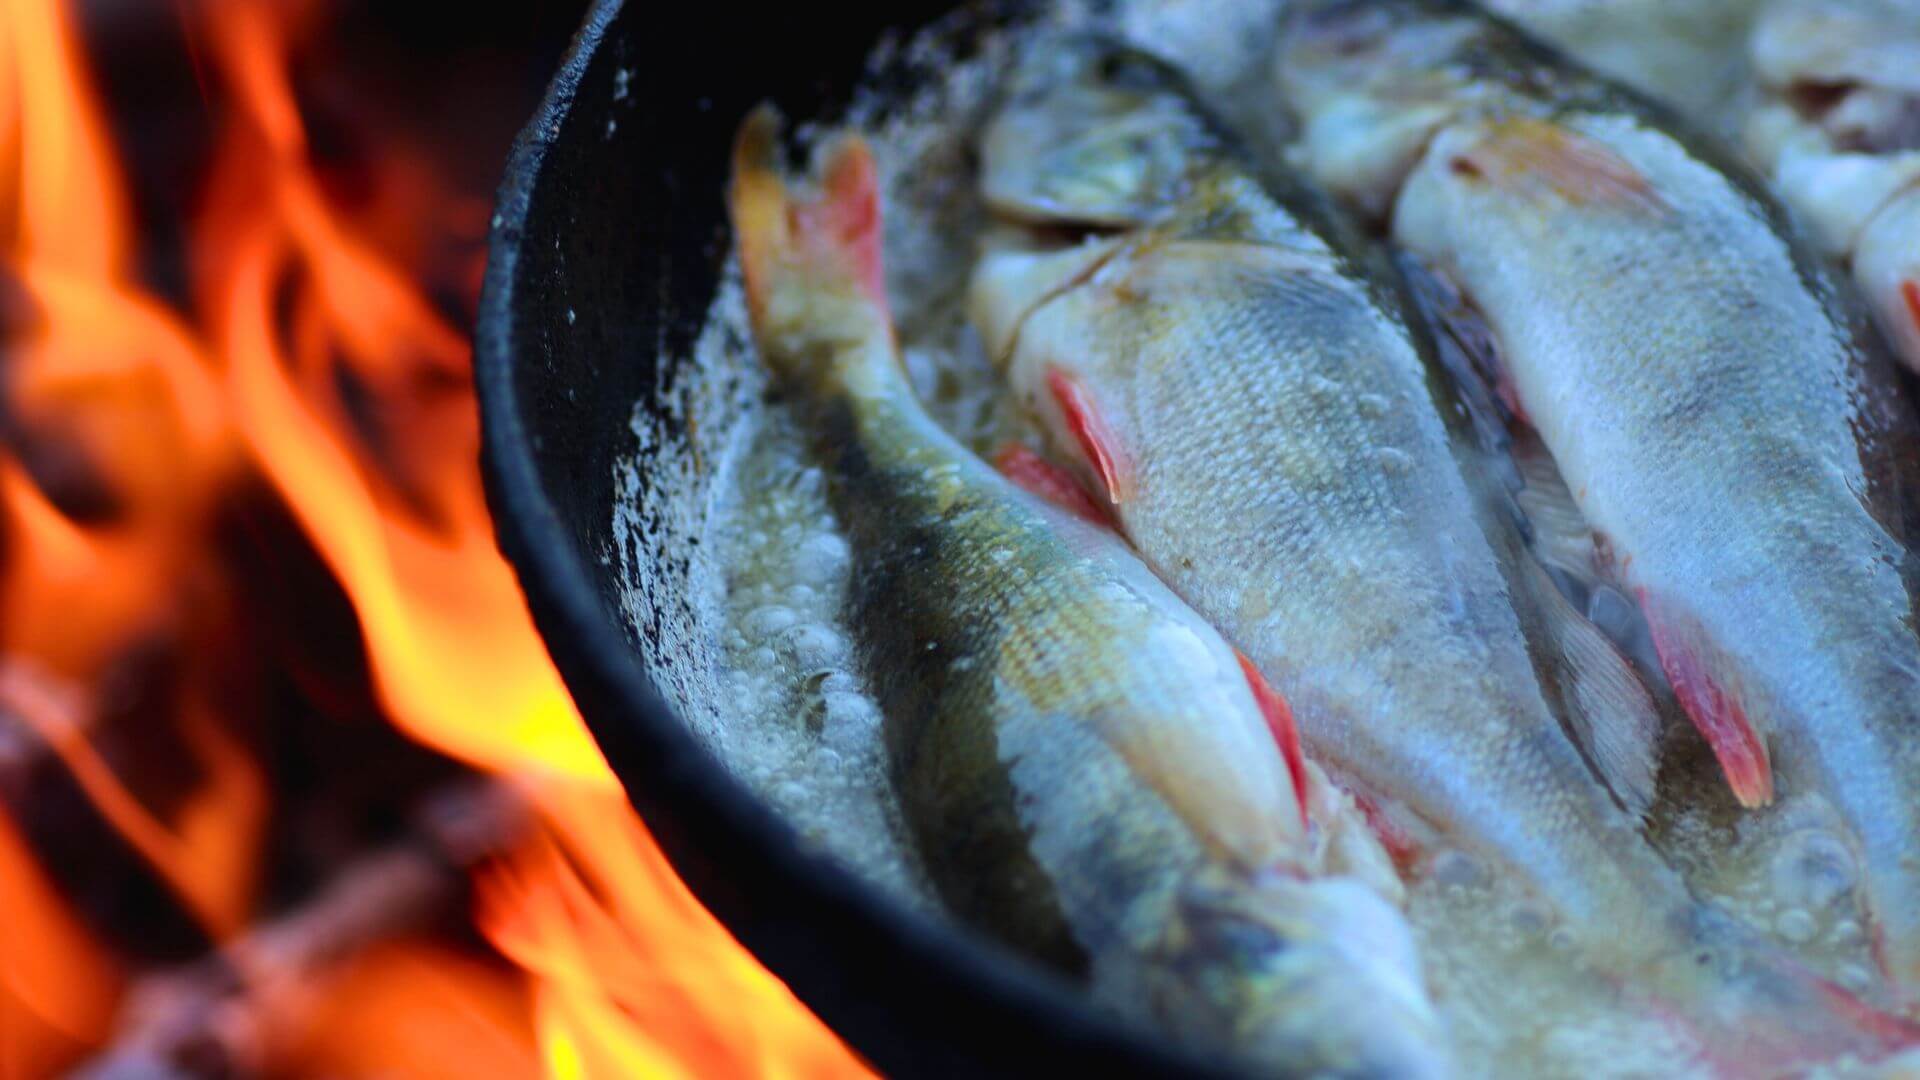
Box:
[0,2,863,1075]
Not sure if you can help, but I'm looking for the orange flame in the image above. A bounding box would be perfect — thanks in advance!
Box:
[0,0,254,1068]
[266,939,544,1078]
[0,0,873,1075]
[0,807,119,1078]
[199,2,606,786]
[482,788,871,1080]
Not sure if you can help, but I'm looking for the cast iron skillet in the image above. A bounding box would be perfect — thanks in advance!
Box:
[474,1,1246,1075]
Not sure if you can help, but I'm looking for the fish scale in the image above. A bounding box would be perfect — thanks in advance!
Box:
[728,104,1445,1077]
[972,32,1674,957]
[1277,0,1920,1006]
[978,29,1920,1066]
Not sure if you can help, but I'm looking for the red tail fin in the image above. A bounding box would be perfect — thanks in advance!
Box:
[729,105,888,333]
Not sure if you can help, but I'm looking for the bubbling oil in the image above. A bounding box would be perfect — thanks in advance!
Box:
[627,2,1911,1075]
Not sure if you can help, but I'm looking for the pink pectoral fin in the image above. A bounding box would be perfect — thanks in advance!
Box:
[1044,366,1132,506]
[1640,591,1774,808]
[1350,790,1424,870]
[993,443,1114,528]
[1236,651,1311,832]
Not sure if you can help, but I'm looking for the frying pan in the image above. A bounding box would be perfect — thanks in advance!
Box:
[473,1,1246,1075]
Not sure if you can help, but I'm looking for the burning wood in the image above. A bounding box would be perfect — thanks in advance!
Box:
[76,781,530,1079]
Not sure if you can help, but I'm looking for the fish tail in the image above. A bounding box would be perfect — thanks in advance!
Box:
[728,105,893,384]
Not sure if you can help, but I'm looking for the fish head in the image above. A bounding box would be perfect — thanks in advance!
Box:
[966,240,1120,373]
[980,35,1221,229]
[1156,871,1448,1077]
[1275,0,1497,215]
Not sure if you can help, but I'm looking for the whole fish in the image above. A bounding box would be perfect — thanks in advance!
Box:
[728,106,1444,1078]
[970,34,1918,1066]
[1276,0,1920,1000]
[1744,0,1920,374]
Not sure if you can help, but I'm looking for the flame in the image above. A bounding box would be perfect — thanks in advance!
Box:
[0,663,263,936]
[2,0,128,277]
[0,807,118,1077]
[0,0,254,1067]
[481,789,870,1079]
[266,939,543,1078]
[199,3,605,786]
[0,0,873,1075]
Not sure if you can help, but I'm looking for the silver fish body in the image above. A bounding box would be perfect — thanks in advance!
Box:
[730,107,1444,1078]
[973,34,1690,972]
[977,33,1920,1062]
[1276,0,1920,1000]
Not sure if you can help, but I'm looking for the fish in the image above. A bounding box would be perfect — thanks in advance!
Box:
[1743,0,1920,375]
[1275,0,1920,1002]
[1481,0,1767,130]
[727,105,1446,1078]
[1489,0,1920,374]
[972,33,1920,1067]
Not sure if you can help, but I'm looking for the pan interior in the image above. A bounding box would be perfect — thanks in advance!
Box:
[596,1,1900,1075]
[607,0,1296,918]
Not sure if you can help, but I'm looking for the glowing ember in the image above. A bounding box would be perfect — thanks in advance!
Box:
[0,1,870,1075]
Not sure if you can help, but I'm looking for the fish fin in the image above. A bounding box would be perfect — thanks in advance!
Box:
[729,107,890,354]
[1903,278,1920,337]
[1449,117,1669,216]
[1647,913,1920,1071]
[1298,762,1407,904]
[1638,591,1775,808]
[1045,366,1133,505]
[993,443,1115,529]
[1522,559,1663,818]
[1511,434,1600,585]
[1236,651,1311,833]
[1348,788,1428,872]
[1395,253,1519,452]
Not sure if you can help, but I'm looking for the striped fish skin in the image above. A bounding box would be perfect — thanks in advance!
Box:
[1275,0,1920,1002]
[729,106,1445,1078]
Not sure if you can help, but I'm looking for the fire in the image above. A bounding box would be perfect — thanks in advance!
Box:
[0,1,870,1076]
[482,789,870,1080]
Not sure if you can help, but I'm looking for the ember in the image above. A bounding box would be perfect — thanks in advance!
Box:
[0,2,867,1076]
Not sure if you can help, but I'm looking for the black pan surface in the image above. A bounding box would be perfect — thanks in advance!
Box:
[473,1,1244,1075]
